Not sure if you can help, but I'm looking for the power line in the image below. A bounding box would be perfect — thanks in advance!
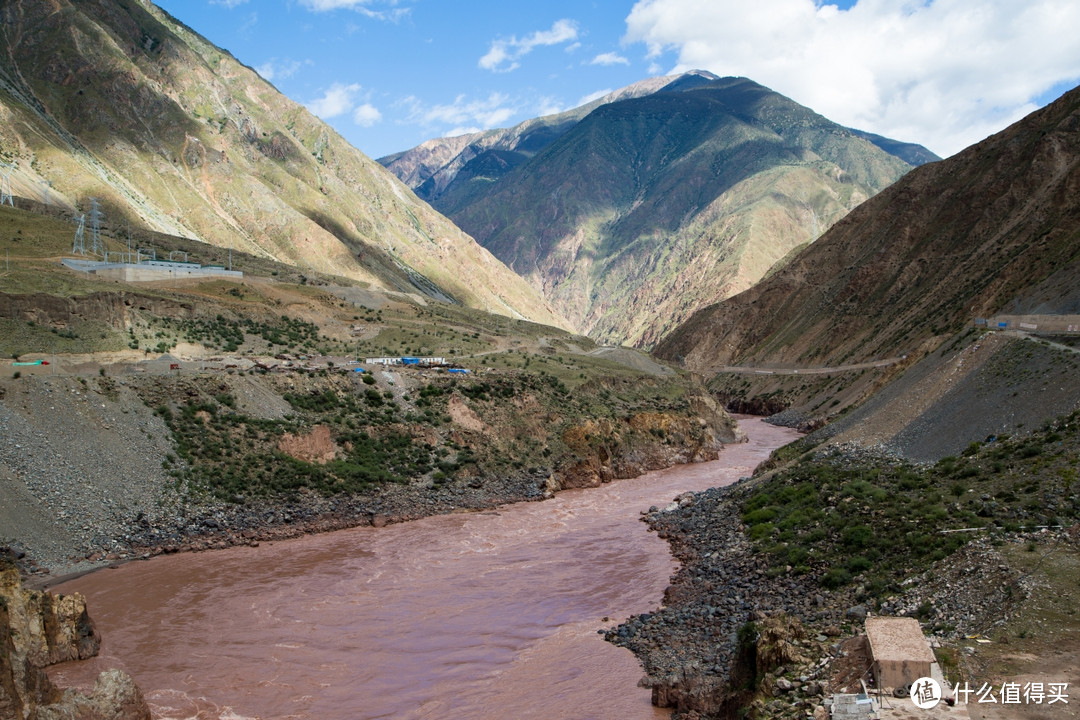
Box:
[88,197,103,256]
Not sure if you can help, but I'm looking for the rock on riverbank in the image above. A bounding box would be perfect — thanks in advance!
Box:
[0,566,150,719]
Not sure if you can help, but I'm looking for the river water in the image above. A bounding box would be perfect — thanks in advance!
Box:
[51,417,798,720]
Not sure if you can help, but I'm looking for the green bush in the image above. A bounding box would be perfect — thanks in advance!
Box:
[821,567,852,588]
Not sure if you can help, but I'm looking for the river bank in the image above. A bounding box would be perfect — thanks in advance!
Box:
[48,418,799,720]
[609,415,1080,720]
[0,368,740,582]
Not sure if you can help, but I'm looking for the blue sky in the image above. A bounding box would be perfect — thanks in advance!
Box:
[158,0,1080,160]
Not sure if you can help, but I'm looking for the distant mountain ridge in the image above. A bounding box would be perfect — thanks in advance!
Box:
[654,84,1080,372]
[379,74,678,208]
[0,0,568,329]
[384,73,938,346]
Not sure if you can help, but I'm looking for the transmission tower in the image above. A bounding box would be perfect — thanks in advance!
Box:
[88,197,103,256]
[72,214,87,255]
[0,162,14,207]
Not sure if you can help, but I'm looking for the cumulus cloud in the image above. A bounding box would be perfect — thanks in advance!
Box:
[353,103,383,127]
[402,93,518,135]
[480,19,580,72]
[307,83,381,126]
[624,0,1080,157]
[537,97,567,116]
[590,52,630,66]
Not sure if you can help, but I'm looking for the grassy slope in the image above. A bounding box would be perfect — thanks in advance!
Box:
[0,203,736,570]
[744,411,1080,598]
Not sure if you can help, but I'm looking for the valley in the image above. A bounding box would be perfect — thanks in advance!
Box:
[1,2,1079,720]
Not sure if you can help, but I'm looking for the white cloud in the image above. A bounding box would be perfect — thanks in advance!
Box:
[445,126,483,138]
[255,58,306,82]
[402,93,519,134]
[297,0,409,21]
[578,89,613,106]
[210,0,248,7]
[624,0,1080,157]
[480,19,580,72]
[537,97,566,116]
[307,83,381,126]
[353,103,383,127]
[590,52,630,67]
[307,83,362,119]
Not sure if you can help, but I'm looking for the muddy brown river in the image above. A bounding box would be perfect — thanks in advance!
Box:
[51,417,799,719]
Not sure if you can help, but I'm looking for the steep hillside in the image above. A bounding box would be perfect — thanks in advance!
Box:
[388,75,930,347]
[656,84,1080,372]
[0,0,568,329]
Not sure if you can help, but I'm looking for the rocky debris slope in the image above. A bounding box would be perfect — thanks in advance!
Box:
[0,369,738,577]
[0,375,183,577]
[0,567,149,720]
[606,486,844,718]
[792,332,1080,463]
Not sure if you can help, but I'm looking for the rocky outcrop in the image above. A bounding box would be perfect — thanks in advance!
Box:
[0,568,149,720]
[35,670,150,720]
[551,395,741,490]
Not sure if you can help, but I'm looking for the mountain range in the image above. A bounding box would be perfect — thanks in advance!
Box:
[654,83,1080,372]
[383,72,938,346]
[0,0,567,329]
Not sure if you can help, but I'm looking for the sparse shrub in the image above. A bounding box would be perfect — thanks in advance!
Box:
[821,568,852,589]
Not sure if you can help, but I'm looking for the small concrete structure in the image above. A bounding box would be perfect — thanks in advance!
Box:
[365,356,448,366]
[828,693,875,719]
[62,258,242,281]
[865,617,935,690]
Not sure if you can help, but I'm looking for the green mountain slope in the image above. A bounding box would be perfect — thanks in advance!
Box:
[379,75,676,209]
[387,75,933,347]
[654,84,1080,372]
[0,0,568,330]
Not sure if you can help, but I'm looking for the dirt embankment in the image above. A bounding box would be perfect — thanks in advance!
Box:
[0,366,739,580]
